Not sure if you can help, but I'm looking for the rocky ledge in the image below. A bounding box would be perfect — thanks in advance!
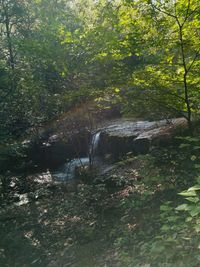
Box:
[98,118,187,156]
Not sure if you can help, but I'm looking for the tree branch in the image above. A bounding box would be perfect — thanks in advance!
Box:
[182,0,191,27]
[151,3,176,19]
[187,50,200,74]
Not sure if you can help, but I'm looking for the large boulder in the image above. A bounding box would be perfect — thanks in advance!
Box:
[98,118,187,157]
[27,130,90,170]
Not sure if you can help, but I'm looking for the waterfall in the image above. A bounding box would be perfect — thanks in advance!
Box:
[89,131,101,156]
[53,131,101,181]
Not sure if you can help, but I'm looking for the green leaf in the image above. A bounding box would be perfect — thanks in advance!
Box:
[195,225,200,233]
[185,217,193,222]
[193,146,200,150]
[175,204,189,211]
[185,197,199,203]
[184,137,199,142]
[179,143,190,148]
[189,206,200,217]
[188,185,200,191]
[194,164,200,169]
[161,225,170,231]
[167,216,179,222]
[160,204,172,211]
[178,190,197,197]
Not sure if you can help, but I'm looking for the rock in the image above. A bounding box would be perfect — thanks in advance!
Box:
[24,117,187,172]
[27,130,90,170]
[133,137,150,154]
[98,118,187,157]
[134,118,187,152]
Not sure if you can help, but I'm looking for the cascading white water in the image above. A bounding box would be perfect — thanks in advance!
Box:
[53,131,101,181]
[89,131,101,156]
[53,157,90,181]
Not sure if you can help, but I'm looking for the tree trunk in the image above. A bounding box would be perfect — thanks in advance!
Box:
[2,1,16,92]
[178,22,192,132]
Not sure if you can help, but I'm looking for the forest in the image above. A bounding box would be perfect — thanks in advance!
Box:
[0,0,200,266]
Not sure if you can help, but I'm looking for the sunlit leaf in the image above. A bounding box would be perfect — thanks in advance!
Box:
[188,185,200,191]
[178,191,197,197]
[175,204,189,211]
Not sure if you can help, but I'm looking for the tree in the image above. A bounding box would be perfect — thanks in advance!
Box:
[150,0,200,129]
[119,0,200,128]
[0,0,30,139]
[0,0,199,142]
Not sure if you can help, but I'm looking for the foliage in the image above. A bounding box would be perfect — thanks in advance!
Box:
[139,175,200,267]
[116,0,200,123]
[0,0,199,143]
[98,136,200,266]
[0,1,200,264]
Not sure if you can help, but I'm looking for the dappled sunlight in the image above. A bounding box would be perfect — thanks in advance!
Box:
[0,0,200,266]
[24,231,41,247]
[14,193,29,206]
[32,171,54,184]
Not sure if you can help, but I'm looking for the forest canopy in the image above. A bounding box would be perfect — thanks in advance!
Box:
[0,0,199,141]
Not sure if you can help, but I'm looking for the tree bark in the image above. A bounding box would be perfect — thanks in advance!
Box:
[177,21,192,131]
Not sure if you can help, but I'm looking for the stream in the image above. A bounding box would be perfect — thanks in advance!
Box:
[50,117,186,182]
[52,131,102,181]
[0,117,191,267]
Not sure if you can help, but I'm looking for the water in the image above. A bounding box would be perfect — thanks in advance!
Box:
[89,131,101,156]
[50,119,177,182]
[53,131,102,181]
[52,157,90,181]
